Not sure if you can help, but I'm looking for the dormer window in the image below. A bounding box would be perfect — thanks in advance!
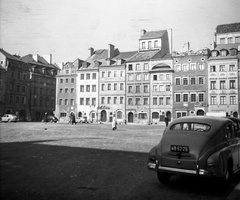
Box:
[142,42,146,49]
[154,40,158,48]
[228,37,233,44]
[148,41,152,49]
[211,50,218,57]
[220,49,228,57]
[220,38,225,44]
[230,48,237,56]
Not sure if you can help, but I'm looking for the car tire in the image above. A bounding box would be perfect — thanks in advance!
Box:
[157,171,171,184]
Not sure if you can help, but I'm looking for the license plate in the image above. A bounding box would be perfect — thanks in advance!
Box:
[170,145,189,153]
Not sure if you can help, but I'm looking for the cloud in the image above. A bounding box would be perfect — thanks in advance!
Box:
[17,2,30,13]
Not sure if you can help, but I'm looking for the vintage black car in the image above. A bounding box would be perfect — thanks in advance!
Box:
[148,116,240,184]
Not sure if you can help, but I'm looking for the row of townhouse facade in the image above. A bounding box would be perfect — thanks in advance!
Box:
[0,49,58,121]
[55,22,240,124]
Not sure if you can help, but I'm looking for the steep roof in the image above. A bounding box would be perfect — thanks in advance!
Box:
[21,54,56,69]
[113,51,138,61]
[140,30,167,40]
[216,22,240,34]
[128,50,160,62]
[0,48,23,62]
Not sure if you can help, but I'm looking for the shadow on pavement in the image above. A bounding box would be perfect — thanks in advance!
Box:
[0,141,239,200]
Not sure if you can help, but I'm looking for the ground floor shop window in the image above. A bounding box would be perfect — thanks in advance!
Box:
[138,113,147,119]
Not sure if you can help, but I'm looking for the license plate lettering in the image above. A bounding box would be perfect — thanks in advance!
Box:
[171,145,189,153]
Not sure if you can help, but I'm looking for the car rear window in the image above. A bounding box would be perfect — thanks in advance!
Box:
[170,122,211,132]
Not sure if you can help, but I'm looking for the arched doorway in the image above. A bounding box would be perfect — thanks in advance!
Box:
[78,112,82,118]
[101,110,107,122]
[196,109,204,116]
[166,111,171,121]
[128,112,133,123]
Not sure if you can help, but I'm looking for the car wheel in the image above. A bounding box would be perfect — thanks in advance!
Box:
[157,171,171,184]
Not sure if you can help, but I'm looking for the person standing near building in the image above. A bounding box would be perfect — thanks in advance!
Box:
[112,116,117,130]
[164,116,169,127]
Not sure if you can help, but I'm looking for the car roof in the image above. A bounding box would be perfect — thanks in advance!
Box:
[170,116,232,126]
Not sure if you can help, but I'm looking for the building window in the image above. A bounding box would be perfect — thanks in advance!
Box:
[191,94,196,102]
[59,99,62,105]
[199,64,205,70]
[159,85,164,91]
[175,64,181,71]
[128,86,133,93]
[143,98,148,105]
[159,97,163,105]
[220,80,226,89]
[120,83,124,90]
[183,78,188,85]
[92,85,96,92]
[101,97,105,104]
[210,96,217,105]
[120,97,124,104]
[138,113,147,120]
[80,74,84,80]
[86,98,90,105]
[136,74,141,81]
[229,80,236,89]
[235,36,240,43]
[114,71,117,77]
[108,71,111,77]
[166,97,170,105]
[148,41,152,49]
[120,71,124,77]
[144,85,148,93]
[176,111,187,118]
[166,85,170,91]
[190,78,196,85]
[136,64,141,71]
[175,94,181,102]
[80,85,84,92]
[114,97,117,104]
[107,97,111,104]
[70,99,74,105]
[101,84,105,91]
[159,74,163,81]
[144,74,149,81]
[230,96,236,104]
[71,78,74,83]
[71,88,74,93]
[136,85,140,93]
[92,98,96,106]
[153,85,157,92]
[153,97,157,105]
[228,37,233,44]
[117,111,122,119]
[220,38,225,44]
[190,63,196,70]
[166,74,170,80]
[108,83,111,90]
[210,65,216,72]
[154,40,158,48]
[102,71,105,78]
[153,75,157,81]
[229,65,236,71]
[128,64,133,71]
[136,98,140,105]
[65,88,68,93]
[80,98,84,105]
[66,79,68,83]
[60,88,63,93]
[220,50,227,57]
[65,99,68,105]
[86,85,90,92]
[92,73,96,79]
[183,94,188,102]
[128,98,133,105]
[210,81,216,90]
[219,65,225,72]
[86,73,90,80]
[199,93,204,102]
[182,64,188,71]
[199,77,204,85]
[175,78,181,85]
[220,96,226,105]
[128,74,133,81]
[143,63,149,70]
[142,42,146,49]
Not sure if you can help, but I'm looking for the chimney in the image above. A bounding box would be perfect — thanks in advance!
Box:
[141,29,146,37]
[33,54,38,62]
[42,54,52,64]
[167,29,172,54]
[210,41,216,50]
[108,44,114,59]
[89,47,94,56]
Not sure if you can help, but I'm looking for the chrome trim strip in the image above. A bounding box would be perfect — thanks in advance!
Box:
[158,166,197,174]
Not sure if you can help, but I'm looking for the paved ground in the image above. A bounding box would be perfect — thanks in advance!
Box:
[0,122,239,200]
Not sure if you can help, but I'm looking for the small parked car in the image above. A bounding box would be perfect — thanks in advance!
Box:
[148,116,240,184]
[79,117,89,123]
[1,114,19,122]
[49,116,58,123]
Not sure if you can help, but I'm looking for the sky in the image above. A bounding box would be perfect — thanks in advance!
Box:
[1,0,240,64]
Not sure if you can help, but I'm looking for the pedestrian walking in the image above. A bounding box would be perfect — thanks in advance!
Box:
[164,116,169,127]
[112,116,117,130]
